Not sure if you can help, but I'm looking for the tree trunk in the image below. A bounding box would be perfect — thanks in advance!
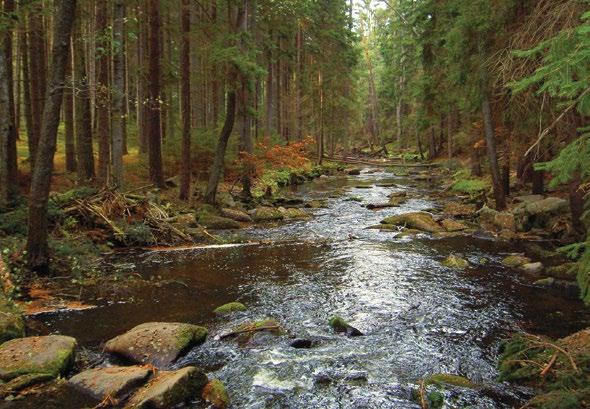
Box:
[532,166,545,195]
[64,43,76,173]
[73,21,95,184]
[570,174,586,236]
[27,0,77,273]
[111,0,126,187]
[0,30,11,207]
[147,0,164,188]
[96,0,110,184]
[482,96,506,210]
[4,0,17,198]
[179,0,191,201]
[239,0,253,199]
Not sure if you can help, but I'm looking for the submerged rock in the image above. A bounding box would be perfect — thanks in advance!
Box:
[105,322,207,368]
[251,207,284,222]
[426,373,476,389]
[347,168,362,176]
[220,208,252,223]
[521,262,544,275]
[214,302,247,314]
[366,202,395,210]
[305,200,329,209]
[198,213,241,230]
[0,335,77,380]
[290,338,314,349]
[381,212,443,233]
[126,366,208,409]
[69,366,151,401]
[328,316,363,337]
[441,255,469,269]
[202,379,230,409]
[281,207,311,219]
[502,255,531,268]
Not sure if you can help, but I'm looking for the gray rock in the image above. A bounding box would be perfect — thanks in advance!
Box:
[105,322,207,368]
[520,262,544,275]
[69,366,151,401]
[125,366,208,409]
[0,335,77,381]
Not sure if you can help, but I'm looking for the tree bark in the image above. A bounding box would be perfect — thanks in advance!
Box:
[73,20,95,184]
[482,96,506,210]
[179,0,191,201]
[95,0,111,184]
[27,0,77,273]
[64,43,76,173]
[0,29,11,207]
[147,0,164,188]
[4,0,17,198]
[111,0,126,187]
[239,0,253,199]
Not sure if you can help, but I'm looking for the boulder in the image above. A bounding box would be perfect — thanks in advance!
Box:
[478,206,516,231]
[69,366,152,401]
[305,200,328,209]
[514,194,544,204]
[0,335,77,381]
[0,373,54,398]
[125,366,208,409]
[366,202,395,210]
[220,208,252,223]
[441,255,469,269]
[502,255,531,268]
[347,168,361,176]
[443,202,477,218]
[251,207,284,222]
[223,319,285,345]
[546,263,578,281]
[441,219,468,232]
[516,197,568,217]
[533,277,555,287]
[198,213,241,230]
[328,316,363,337]
[381,212,443,233]
[521,262,544,275]
[213,302,247,314]
[290,338,314,349]
[388,196,407,206]
[426,373,476,389]
[202,379,230,409]
[281,208,311,219]
[105,322,207,368]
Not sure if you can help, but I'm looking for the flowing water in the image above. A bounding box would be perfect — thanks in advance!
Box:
[14,169,590,408]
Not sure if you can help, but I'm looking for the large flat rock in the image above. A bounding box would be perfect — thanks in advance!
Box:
[105,322,207,368]
[0,335,76,380]
[69,366,152,401]
[125,366,208,409]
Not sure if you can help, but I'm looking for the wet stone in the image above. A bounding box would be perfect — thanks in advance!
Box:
[290,338,314,349]
[202,379,230,409]
[125,366,208,409]
[381,212,443,233]
[0,335,77,381]
[68,366,152,401]
[104,322,207,368]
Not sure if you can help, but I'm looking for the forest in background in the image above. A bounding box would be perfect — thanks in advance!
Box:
[0,0,589,299]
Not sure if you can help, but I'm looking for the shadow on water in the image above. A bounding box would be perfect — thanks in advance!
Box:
[17,169,590,408]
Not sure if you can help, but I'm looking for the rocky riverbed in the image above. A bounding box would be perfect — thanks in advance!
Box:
[1,166,588,408]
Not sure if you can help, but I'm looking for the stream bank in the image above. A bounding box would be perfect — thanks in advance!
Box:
[1,165,588,408]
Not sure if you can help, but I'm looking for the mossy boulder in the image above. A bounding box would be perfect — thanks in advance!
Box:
[220,208,252,223]
[0,373,55,398]
[381,212,443,233]
[69,366,152,401]
[126,366,208,409]
[305,200,328,209]
[425,373,476,389]
[0,335,77,380]
[521,262,544,275]
[251,207,284,222]
[441,219,468,232]
[502,255,531,268]
[214,302,247,314]
[226,318,284,346]
[478,206,516,231]
[105,322,207,368]
[546,263,578,281]
[202,379,230,409]
[328,316,363,337]
[443,202,477,218]
[198,213,241,230]
[281,207,311,219]
[441,255,469,269]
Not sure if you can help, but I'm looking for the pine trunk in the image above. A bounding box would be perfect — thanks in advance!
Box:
[111,0,126,187]
[179,0,191,201]
[482,96,506,210]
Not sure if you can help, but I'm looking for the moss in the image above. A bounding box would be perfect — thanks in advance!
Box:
[426,374,476,389]
[328,316,349,332]
[502,255,531,268]
[427,390,445,409]
[175,326,208,351]
[214,302,247,314]
[202,379,230,409]
[0,306,25,344]
[199,214,241,230]
[451,176,490,194]
[441,255,469,269]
